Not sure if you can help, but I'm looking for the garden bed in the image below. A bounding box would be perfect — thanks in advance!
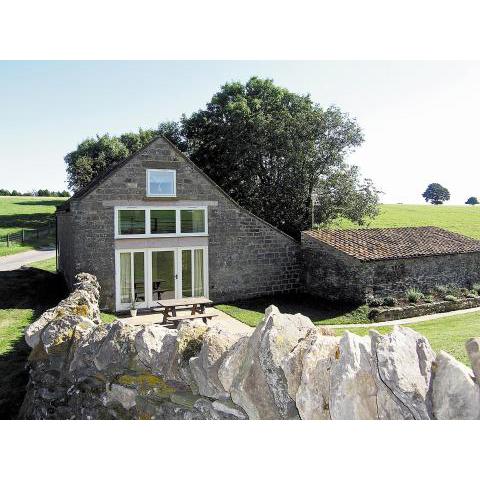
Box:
[369,296,480,322]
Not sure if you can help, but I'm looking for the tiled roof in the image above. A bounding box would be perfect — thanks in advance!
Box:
[303,227,480,261]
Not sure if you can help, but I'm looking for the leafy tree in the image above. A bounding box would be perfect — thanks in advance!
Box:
[422,183,450,205]
[0,189,11,196]
[64,77,379,237]
[65,124,183,191]
[465,196,479,205]
[182,77,378,237]
[36,189,51,197]
[10,189,21,196]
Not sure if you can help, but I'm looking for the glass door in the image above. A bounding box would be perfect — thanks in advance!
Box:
[180,247,206,298]
[118,251,146,309]
[151,250,177,302]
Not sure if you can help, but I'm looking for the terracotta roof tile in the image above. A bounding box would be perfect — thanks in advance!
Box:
[303,227,480,262]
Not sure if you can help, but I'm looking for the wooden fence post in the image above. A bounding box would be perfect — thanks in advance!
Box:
[22,228,25,244]
[6,233,9,248]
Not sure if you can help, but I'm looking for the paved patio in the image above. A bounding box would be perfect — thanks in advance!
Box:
[119,306,253,335]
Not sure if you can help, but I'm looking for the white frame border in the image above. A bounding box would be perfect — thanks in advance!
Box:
[114,205,208,239]
[146,169,177,198]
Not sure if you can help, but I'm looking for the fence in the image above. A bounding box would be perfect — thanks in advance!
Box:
[0,221,56,248]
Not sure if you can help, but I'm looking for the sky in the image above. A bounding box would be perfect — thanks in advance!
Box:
[0,60,479,204]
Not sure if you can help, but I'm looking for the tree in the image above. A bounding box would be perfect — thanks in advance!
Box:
[65,124,183,191]
[64,77,380,238]
[465,196,479,205]
[182,77,378,237]
[0,189,11,196]
[422,183,450,205]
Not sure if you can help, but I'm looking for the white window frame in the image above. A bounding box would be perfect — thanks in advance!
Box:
[146,169,176,197]
[114,206,208,239]
[115,246,209,311]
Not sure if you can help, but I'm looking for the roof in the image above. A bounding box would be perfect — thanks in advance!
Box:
[57,135,298,243]
[303,227,480,261]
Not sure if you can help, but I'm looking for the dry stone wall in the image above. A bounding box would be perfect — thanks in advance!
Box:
[19,274,480,420]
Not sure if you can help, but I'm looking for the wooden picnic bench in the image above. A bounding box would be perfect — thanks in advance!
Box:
[152,296,216,325]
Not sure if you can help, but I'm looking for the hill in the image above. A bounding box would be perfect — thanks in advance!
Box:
[333,204,480,240]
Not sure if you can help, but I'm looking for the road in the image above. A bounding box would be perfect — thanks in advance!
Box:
[0,248,56,271]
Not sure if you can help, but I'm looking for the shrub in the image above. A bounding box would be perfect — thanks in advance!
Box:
[460,287,469,296]
[466,292,477,299]
[434,284,448,295]
[368,308,381,320]
[444,294,458,302]
[424,295,434,303]
[472,283,480,294]
[365,295,383,307]
[382,296,397,307]
[406,288,424,303]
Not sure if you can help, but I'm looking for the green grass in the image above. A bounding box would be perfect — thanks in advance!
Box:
[336,312,480,365]
[0,262,67,418]
[26,256,57,273]
[100,312,117,324]
[216,295,369,327]
[0,196,66,256]
[332,204,480,239]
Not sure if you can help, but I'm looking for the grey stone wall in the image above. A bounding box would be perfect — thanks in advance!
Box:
[59,137,301,310]
[302,232,480,303]
[57,210,74,288]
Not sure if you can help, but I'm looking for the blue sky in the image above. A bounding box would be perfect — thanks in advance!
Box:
[1,60,479,203]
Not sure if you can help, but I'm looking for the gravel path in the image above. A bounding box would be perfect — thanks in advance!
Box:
[0,248,56,271]
[326,306,480,329]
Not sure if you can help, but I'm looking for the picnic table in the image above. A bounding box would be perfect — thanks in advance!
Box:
[155,296,214,324]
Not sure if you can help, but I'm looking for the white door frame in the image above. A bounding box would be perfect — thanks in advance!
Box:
[114,249,148,311]
[115,246,209,311]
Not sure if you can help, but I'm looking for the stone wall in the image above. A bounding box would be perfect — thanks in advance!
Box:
[19,274,480,420]
[302,232,480,303]
[59,137,301,310]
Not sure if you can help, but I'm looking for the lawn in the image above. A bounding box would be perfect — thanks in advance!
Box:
[0,196,67,256]
[337,312,480,365]
[332,203,480,239]
[216,294,369,327]
[0,258,67,418]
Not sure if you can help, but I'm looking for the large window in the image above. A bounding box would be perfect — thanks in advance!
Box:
[115,207,207,237]
[150,209,176,234]
[118,210,145,235]
[147,169,176,197]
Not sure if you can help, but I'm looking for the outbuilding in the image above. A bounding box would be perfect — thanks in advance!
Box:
[301,226,480,304]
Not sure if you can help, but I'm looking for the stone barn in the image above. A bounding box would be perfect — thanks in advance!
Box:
[301,226,480,304]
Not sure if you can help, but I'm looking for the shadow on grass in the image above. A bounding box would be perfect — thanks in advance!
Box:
[0,212,56,230]
[0,267,67,419]
[224,293,363,322]
[13,200,65,208]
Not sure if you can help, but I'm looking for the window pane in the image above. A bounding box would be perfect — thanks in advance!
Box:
[133,252,145,302]
[182,250,192,297]
[152,251,175,300]
[151,210,176,234]
[193,249,204,297]
[120,253,132,304]
[180,210,205,234]
[119,210,145,235]
[149,170,175,196]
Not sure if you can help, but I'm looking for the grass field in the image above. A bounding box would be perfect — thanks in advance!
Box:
[337,312,480,365]
[333,203,480,239]
[0,196,67,256]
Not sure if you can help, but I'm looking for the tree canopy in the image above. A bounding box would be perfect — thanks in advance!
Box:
[465,196,479,205]
[64,77,380,238]
[422,183,450,205]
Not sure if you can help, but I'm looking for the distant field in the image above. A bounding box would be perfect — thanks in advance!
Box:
[0,196,67,256]
[333,204,480,239]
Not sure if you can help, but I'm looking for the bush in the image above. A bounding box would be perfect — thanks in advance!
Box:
[365,295,383,307]
[424,295,434,303]
[466,292,477,299]
[444,294,458,302]
[368,308,381,320]
[434,284,449,295]
[406,288,424,303]
[382,296,397,307]
[472,283,480,294]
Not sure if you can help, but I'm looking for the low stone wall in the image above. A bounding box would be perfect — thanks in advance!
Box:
[370,297,480,322]
[19,273,480,420]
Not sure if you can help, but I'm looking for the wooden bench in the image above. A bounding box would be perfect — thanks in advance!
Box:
[164,313,218,326]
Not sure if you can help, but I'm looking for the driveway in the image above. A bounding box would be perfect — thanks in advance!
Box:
[0,248,56,271]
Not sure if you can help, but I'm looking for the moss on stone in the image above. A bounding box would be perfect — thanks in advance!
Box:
[117,373,176,397]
